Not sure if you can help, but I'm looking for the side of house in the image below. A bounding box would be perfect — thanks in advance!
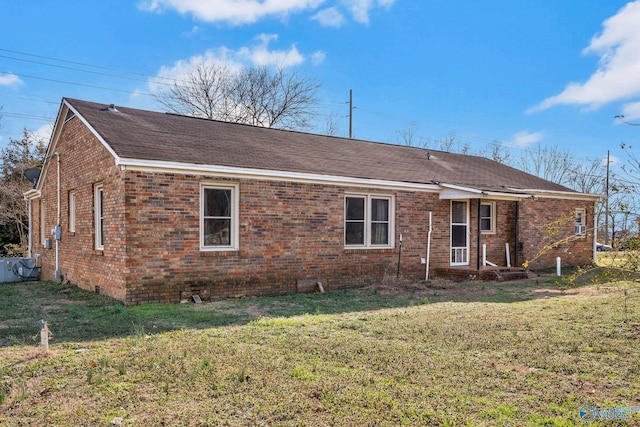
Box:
[26,99,597,304]
[28,111,128,300]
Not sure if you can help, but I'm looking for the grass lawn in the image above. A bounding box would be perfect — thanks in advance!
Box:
[596,250,640,270]
[1,276,639,426]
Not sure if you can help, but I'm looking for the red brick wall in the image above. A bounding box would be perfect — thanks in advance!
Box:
[31,117,595,305]
[32,115,127,301]
[518,198,595,269]
[122,173,447,304]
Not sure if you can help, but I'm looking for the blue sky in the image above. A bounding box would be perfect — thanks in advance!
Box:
[1,0,640,172]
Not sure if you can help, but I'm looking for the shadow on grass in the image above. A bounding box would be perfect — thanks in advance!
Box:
[0,275,598,346]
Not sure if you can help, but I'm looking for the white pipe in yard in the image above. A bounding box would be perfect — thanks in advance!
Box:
[505,243,511,267]
[39,320,49,354]
[556,257,561,276]
[482,244,487,266]
[425,212,432,281]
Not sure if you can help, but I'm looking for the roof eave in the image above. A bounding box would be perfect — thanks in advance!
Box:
[116,157,443,192]
[508,188,601,201]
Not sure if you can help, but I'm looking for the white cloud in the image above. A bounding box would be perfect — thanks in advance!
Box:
[182,25,201,37]
[530,1,640,113]
[139,0,325,25]
[621,101,640,121]
[32,123,53,144]
[507,131,544,148]
[147,34,321,93]
[310,51,326,65]
[149,48,243,93]
[139,0,395,26]
[0,73,24,88]
[603,154,620,166]
[343,0,395,24]
[312,7,345,27]
[237,34,305,67]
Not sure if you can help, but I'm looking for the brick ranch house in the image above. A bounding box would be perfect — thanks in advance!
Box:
[25,98,599,305]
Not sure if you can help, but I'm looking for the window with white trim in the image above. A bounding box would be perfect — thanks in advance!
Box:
[94,183,104,250]
[575,208,586,236]
[480,202,496,234]
[201,183,239,251]
[345,194,393,248]
[69,191,76,233]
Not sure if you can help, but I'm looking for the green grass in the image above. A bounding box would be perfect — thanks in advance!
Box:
[1,276,640,426]
[596,250,640,270]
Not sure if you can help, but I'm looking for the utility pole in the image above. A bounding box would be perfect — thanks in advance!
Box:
[605,150,610,245]
[348,89,353,139]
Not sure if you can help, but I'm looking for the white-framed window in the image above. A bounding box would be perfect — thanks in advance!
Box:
[200,183,239,251]
[575,208,586,236]
[480,201,496,234]
[68,191,76,233]
[344,194,394,248]
[94,183,104,250]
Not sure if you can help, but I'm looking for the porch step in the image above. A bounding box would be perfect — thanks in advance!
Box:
[487,269,533,282]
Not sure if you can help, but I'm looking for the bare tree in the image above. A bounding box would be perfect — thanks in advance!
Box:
[155,63,235,120]
[396,125,428,147]
[437,134,458,152]
[518,144,574,186]
[0,129,47,255]
[154,63,320,130]
[566,158,606,194]
[322,112,342,137]
[479,141,512,165]
[233,67,319,130]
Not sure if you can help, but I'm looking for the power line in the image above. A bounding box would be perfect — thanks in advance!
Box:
[0,112,53,121]
[0,48,179,83]
[0,54,158,85]
[0,47,634,167]
[0,94,59,105]
[0,70,155,98]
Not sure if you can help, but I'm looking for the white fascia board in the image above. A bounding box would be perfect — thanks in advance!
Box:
[23,189,41,200]
[510,188,601,201]
[37,99,121,192]
[438,183,532,201]
[117,158,442,193]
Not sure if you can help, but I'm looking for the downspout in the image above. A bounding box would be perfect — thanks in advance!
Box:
[54,152,61,279]
[27,198,32,257]
[593,200,597,264]
[476,200,481,270]
[514,201,519,267]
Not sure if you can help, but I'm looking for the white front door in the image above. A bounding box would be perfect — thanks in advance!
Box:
[451,200,469,265]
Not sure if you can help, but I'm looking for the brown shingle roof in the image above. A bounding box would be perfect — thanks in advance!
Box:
[66,98,574,193]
